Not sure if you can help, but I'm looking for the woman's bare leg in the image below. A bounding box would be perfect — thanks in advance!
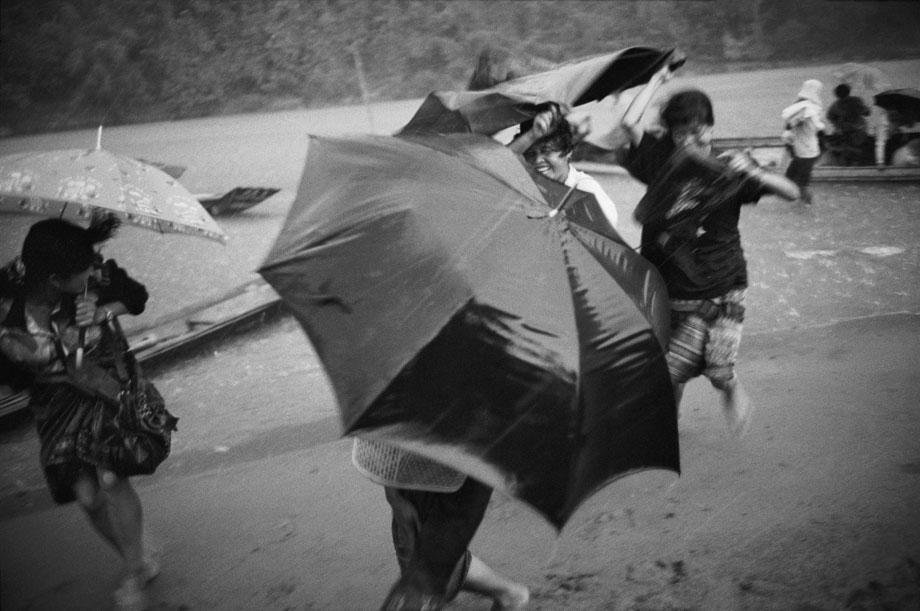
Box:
[75,470,149,609]
[98,470,145,576]
[74,473,123,554]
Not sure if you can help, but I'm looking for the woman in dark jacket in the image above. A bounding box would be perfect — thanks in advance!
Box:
[0,214,158,610]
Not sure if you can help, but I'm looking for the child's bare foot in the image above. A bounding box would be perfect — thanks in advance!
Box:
[721,380,753,437]
[465,555,530,609]
[490,582,530,610]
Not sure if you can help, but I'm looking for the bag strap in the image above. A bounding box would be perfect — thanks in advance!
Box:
[108,316,140,385]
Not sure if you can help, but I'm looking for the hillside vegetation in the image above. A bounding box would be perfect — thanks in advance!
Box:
[2,0,919,135]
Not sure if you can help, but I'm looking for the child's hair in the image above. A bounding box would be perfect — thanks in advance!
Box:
[834,83,851,99]
[21,212,119,282]
[661,89,715,131]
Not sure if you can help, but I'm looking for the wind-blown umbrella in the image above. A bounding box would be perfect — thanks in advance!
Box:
[259,132,677,529]
[399,47,684,137]
[0,131,227,243]
[874,88,920,119]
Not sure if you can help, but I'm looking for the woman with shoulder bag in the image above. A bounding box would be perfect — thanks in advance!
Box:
[0,213,172,611]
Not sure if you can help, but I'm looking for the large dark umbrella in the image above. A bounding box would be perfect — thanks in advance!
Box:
[874,88,920,119]
[259,132,677,529]
[399,47,684,137]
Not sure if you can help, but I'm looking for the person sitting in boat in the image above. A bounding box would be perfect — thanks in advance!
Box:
[882,108,920,167]
[825,84,871,166]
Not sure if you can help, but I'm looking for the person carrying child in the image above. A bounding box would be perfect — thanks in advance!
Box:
[617,64,800,436]
[781,79,826,205]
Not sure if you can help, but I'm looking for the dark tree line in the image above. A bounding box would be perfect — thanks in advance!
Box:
[2,0,919,135]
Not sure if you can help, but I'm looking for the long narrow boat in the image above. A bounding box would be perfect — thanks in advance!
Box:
[573,138,920,182]
[194,186,281,216]
[711,137,920,182]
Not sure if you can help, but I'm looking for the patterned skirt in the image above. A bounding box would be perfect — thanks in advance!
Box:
[29,383,116,504]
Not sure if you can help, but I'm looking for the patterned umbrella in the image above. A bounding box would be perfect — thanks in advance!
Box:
[0,129,227,243]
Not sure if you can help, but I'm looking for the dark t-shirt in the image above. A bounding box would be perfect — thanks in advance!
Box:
[620,133,764,300]
[827,96,870,133]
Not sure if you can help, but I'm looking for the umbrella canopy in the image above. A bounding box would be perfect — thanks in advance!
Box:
[0,138,227,244]
[833,63,893,99]
[399,46,684,137]
[874,88,920,119]
[259,132,678,529]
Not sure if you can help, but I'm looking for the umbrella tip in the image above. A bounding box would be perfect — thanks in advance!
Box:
[96,126,103,150]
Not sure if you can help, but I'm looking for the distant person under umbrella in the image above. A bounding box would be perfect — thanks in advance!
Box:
[875,89,920,166]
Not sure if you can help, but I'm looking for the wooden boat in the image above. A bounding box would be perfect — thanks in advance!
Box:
[136,158,186,180]
[711,137,920,182]
[194,187,280,216]
[0,386,29,419]
[573,138,920,182]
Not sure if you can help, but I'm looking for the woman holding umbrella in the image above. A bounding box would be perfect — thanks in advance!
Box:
[0,214,159,611]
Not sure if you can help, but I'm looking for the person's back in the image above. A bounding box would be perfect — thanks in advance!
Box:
[828,84,870,134]
[826,83,871,165]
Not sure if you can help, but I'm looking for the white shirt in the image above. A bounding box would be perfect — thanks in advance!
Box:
[781,100,826,159]
[565,166,618,228]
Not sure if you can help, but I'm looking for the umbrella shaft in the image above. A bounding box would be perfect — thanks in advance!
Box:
[550,184,579,217]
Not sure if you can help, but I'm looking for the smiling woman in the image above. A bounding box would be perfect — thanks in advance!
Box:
[512,107,620,229]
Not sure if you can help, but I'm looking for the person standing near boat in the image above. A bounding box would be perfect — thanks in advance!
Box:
[781,79,826,205]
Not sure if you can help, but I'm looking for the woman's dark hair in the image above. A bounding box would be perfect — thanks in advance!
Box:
[531,120,576,156]
[661,89,715,131]
[21,212,119,282]
[834,83,851,99]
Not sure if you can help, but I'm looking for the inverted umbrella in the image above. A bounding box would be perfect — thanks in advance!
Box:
[259,132,677,529]
[0,130,227,243]
[399,46,684,137]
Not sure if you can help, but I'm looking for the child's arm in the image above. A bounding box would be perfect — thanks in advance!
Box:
[621,64,673,146]
[720,150,801,201]
[507,107,559,154]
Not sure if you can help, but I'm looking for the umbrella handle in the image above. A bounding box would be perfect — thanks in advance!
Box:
[75,281,89,369]
[75,329,85,369]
